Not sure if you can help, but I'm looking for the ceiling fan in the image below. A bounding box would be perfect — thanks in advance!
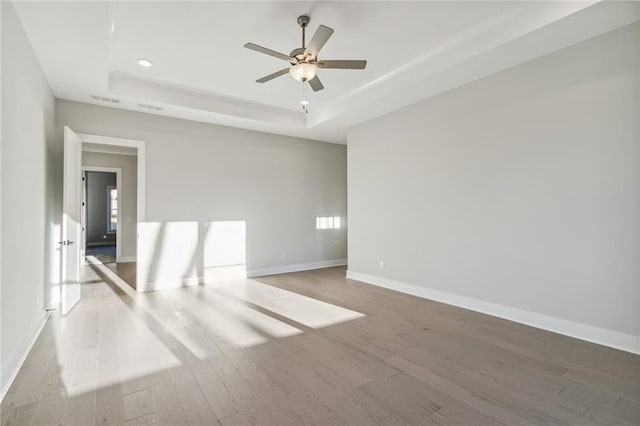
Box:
[244,15,367,92]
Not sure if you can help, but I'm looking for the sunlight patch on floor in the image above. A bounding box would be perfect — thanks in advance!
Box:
[139,285,303,352]
[206,278,366,329]
[53,271,181,397]
[53,261,365,396]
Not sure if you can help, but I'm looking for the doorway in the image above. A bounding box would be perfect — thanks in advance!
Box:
[81,147,138,290]
[61,127,145,314]
[80,133,145,292]
[83,169,120,264]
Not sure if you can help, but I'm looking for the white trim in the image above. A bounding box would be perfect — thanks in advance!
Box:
[83,144,137,156]
[78,134,145,222]
[346,271,640,355]
[118,256,136,263]
[82,166,122,262]
[141,276,204,292]
[0,311,50,402]
[78,133,145,291]
[83,166,123,173]
[79,134,145,149]
[247,259,347,278]
[106,184,117,233]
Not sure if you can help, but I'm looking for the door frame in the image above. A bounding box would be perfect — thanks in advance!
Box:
[77,133,146,291]
[82,166,122,262]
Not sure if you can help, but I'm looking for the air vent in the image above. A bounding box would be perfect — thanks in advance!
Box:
[90,94,120,104]
[137,103,163,111]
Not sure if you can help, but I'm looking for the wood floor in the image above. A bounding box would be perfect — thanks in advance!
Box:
[2,266,639,426]
[106,262,137,290]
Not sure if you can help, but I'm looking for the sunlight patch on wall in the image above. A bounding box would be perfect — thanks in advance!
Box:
[138,221,200,290]
[137,221,161,290]
[155,221,200,285]
[138,220,249,291]
[316,216,341,230]
[203,220,247,283]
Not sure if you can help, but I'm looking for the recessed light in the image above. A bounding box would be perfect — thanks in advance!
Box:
[137,58,152,67]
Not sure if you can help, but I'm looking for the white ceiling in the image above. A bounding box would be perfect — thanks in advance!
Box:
[12,1,639,144]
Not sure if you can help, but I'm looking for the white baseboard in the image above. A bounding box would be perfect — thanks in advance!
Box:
[248,259,347,278]
[1,310,50,402]
[346,270,640,355]
[140,275,204,292]
[87,242,115,247]
[117,256,136,263]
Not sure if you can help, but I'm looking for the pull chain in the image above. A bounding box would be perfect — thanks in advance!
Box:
[301,81,309,113]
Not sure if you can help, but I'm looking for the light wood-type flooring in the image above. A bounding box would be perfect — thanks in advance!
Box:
[1,265,639,425]
[106,262,137,290]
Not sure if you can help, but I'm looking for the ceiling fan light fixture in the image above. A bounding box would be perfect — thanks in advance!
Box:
[289,63,316,82]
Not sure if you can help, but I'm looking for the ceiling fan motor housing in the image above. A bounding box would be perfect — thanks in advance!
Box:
[290,47,307,62]
[297,15,310,28]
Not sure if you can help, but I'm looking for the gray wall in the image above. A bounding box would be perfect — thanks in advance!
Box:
[348,24,640,351]
[83,152,138,259]
[1,1,57,394]
[85,171,116,246]
[56,100,347,291]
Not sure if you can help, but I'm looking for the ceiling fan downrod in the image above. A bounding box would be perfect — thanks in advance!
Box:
[297,15,310,49]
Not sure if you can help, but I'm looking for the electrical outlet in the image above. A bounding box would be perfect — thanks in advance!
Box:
[379,261,385,270]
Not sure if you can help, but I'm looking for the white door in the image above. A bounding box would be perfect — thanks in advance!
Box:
[61,126,83,315]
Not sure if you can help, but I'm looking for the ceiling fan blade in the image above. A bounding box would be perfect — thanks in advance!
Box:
[316,60,367,70]
[244,43,292,62]
[308,75,324,92]
[256,68,290,83]
[303,25,334,59]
